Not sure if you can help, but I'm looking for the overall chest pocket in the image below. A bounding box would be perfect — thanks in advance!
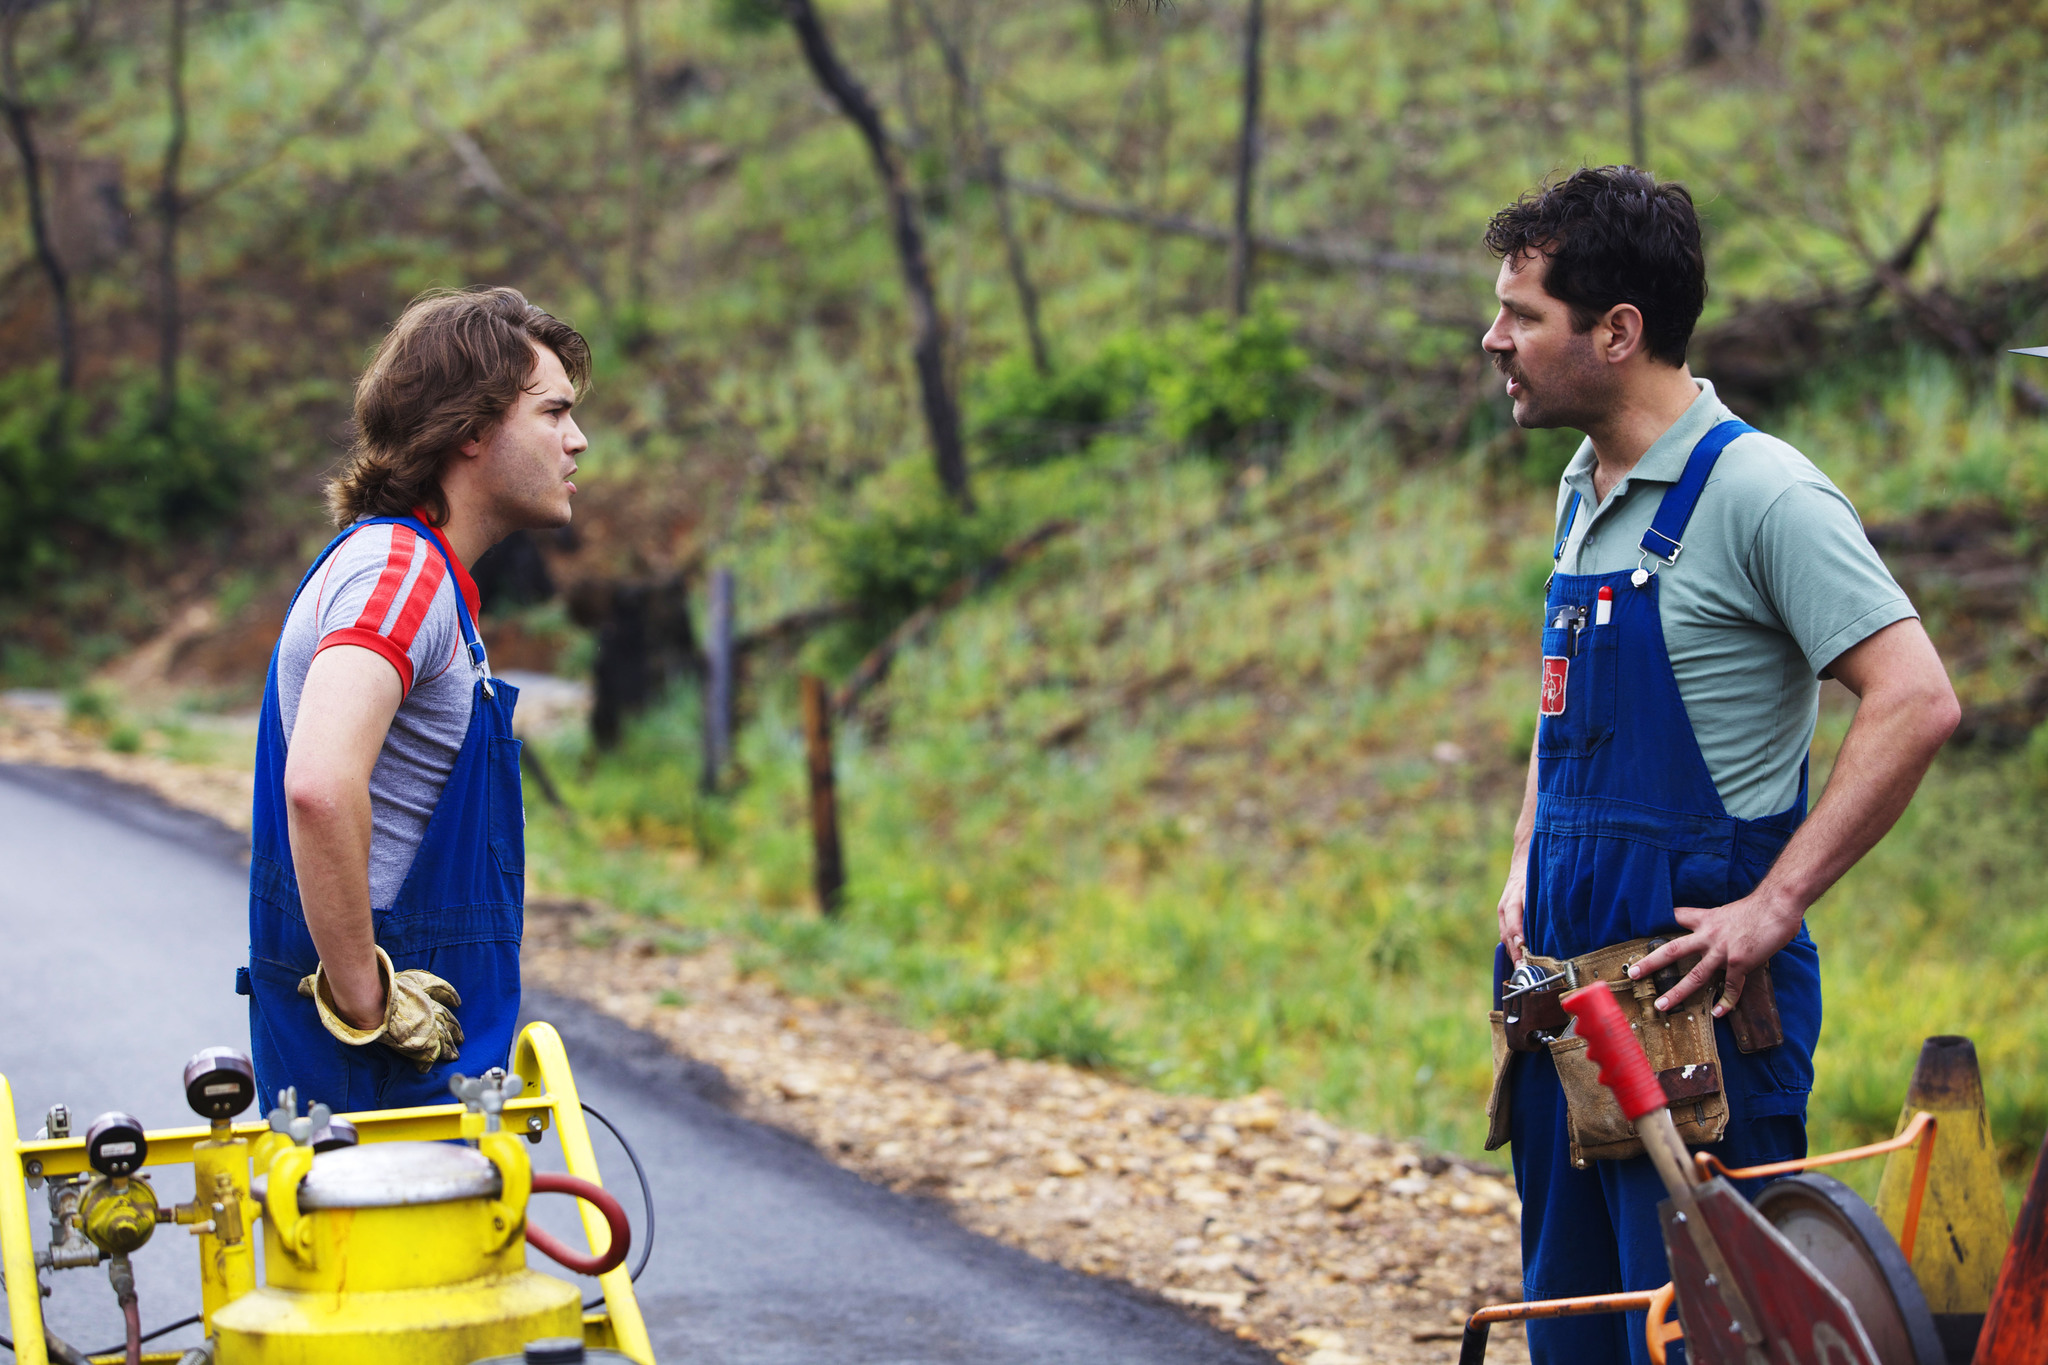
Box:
[1536,610,1619,757]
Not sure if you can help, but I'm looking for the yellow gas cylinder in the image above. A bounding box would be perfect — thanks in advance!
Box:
[210,1131,580,1364]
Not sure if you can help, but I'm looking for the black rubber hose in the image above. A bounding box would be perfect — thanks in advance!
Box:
[575,1100,656,1311]
[7,1310,203,1359]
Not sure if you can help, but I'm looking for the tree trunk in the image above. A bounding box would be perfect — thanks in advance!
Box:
[784,0,973,511]
[1623,0,1646,168]
[621,0,651,329]
[1227,0,1263,319]
[911,0,1050,375]
[157,0,190,428]
[0,10,77,393]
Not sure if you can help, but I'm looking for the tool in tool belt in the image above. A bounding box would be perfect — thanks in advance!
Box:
[1497,939,1783,1059]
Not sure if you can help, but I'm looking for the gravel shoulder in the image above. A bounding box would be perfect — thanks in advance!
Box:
[526,902,1529,1365]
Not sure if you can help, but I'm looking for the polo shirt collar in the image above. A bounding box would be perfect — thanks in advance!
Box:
[1561,378,1733,506]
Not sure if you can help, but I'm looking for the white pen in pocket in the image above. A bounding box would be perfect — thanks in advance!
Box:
[1595,585,1613,626]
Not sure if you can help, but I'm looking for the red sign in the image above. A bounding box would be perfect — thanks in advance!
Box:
[1540,656,1568,716]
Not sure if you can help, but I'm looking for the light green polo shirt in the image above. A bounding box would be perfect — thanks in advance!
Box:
[1551,379,1916,819]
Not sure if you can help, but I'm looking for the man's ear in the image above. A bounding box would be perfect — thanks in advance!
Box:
[1596,304,1649,366]
[455,433,484,461]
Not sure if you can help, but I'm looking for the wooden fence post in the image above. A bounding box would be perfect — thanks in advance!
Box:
[800,675,845,915]
[701,567,734,793]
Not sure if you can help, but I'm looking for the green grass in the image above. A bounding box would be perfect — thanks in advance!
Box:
[524,374,2048,1205]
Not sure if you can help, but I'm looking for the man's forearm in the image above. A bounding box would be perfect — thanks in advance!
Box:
[285,780,384,1029]
[1750,681,1957,918]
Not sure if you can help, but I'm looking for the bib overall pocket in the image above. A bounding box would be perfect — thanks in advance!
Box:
[488,736,526,878]
[1535,610,1618,758]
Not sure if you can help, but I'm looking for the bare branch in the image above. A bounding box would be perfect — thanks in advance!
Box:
[1004,174,1477,279]
[407,88,614,312]
[182,0,444,213]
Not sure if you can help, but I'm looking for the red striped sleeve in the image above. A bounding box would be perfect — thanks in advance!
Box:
[386,547,448,653]
[314,627,416,694]
[353,524,419,634]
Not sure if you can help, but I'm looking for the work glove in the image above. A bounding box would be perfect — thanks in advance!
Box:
[299,946,464,1073]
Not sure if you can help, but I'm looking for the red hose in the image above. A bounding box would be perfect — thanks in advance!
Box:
[525,1171,632,1277]
[122,1295,141,1365]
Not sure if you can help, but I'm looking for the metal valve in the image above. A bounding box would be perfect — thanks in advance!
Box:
[266,1088,333,1148]
[450,1068,525,1134]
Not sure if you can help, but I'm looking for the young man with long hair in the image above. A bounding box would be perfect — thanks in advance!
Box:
[242,287,588,1110]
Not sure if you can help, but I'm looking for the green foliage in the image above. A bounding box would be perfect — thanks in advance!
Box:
[982,987,1127,1069]
[972,340,1153,468]
[1148,309,1313,456]
[821,485,1019,648]
[0,368,251,587]
[712,0,784,34]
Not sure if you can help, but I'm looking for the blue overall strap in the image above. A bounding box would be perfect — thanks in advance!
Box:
[349,514,495,696]
[1551,490,1583,565]
[1639,419,1756,566]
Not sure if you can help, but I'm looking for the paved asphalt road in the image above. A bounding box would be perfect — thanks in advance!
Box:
[0,765,1273,1365]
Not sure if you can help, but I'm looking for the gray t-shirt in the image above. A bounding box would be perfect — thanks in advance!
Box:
[1551,379,1917,819]
[277,520,480,906]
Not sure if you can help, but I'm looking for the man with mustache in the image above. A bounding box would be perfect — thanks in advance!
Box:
[1480,167,1958,1363]
[242,287,588,1112]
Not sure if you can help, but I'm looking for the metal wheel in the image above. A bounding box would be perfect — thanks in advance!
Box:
[1754,1172,1946,1365]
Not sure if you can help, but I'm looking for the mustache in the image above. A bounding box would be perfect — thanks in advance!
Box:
[1490,352,1521,382]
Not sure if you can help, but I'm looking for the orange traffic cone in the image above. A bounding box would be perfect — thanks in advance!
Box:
[1973,1125,2048,1363]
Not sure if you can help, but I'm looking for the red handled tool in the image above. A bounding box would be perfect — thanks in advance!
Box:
[1560,982,1885,1365]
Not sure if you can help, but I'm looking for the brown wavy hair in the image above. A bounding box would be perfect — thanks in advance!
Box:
[326,287,591,529]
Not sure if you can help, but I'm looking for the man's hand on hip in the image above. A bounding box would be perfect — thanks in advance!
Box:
[1628,887,1804,1016]
[1630,619,1958,1015]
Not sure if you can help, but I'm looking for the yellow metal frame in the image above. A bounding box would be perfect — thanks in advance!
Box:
[1,1021,654,1365]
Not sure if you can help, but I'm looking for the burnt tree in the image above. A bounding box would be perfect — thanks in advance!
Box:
[783,0,973,510]
[1227,0,1264,319]
[0,0,76,392]
[157,0,189,427]
[568,575,702,749]
[912,0,1051,376]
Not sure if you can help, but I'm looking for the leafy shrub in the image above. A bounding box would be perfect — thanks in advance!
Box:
[0,367,252,587]
[983,985,1126,1069]
[822,486,1017,648]
[713,0,782,33]
[1149,307,1313,455]
[972,340,1153,467]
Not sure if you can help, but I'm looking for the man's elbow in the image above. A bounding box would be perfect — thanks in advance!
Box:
[1902,671,1961,755]
[1924,681,1962,750]
[283,765,354,825]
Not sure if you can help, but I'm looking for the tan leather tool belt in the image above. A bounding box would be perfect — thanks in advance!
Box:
[1483,936,1780,1167]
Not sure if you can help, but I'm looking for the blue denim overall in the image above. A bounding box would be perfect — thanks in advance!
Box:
[1509,421,1822,1364]
[241,516,525,1113]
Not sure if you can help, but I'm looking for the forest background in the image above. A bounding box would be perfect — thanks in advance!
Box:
[4,0,2047,1196]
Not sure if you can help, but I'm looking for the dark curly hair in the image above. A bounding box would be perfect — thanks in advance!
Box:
[327,287,590,529]
[1484,167,1706,368]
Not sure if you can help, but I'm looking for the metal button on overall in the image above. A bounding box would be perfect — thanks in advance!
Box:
[246,516,526,1114]
[1507,422,1823,1365]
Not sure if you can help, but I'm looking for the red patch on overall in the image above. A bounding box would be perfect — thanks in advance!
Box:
[1539,656,1569,716]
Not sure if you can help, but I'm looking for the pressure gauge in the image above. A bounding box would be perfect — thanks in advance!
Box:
[85,1112,148,1178]
[184,1047,258,1120]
